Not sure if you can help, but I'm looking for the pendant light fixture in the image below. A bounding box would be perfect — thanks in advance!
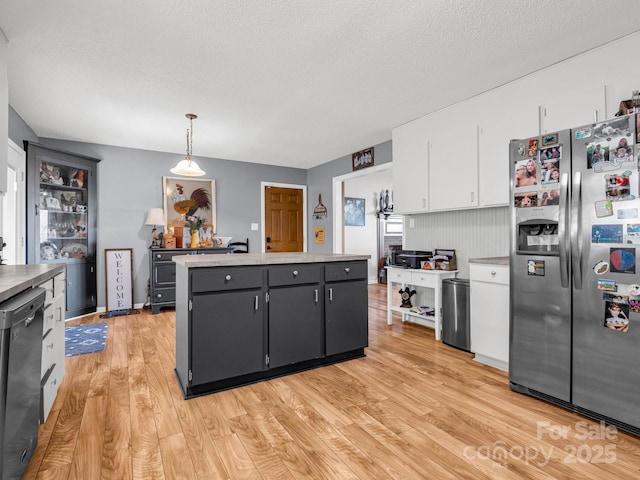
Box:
[170,113,205,176]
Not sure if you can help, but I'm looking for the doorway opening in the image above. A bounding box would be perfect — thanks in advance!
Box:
[1,140,26,265]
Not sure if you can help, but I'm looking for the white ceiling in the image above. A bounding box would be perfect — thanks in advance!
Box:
[2,1,640,169]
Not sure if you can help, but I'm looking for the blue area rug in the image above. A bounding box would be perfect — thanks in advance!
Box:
[65,322,108,357]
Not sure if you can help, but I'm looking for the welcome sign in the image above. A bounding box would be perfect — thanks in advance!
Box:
[105,248,134,313]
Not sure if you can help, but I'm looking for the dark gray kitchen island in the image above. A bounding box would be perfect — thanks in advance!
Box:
[173,252,370,398]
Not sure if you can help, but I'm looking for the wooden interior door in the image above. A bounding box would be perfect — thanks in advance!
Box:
[264,186,303,252]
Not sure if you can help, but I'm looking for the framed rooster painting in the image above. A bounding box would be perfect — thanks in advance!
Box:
[163,176,216,234]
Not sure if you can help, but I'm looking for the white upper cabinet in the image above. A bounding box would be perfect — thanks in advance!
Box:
[427,110,478,211]
[477,86,540,208]
[390,32,640,214]
[539,83,605,134]
[392,116,430,214]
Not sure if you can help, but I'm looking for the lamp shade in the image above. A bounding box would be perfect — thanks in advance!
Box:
[145,208,165,226]
[170,158,205,176]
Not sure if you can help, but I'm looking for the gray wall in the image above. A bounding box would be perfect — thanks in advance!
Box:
[38,138,307,308]
[9,106,38,145]
[306,140,392,253]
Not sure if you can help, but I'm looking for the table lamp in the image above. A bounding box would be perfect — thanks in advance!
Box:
[145,208,165,248]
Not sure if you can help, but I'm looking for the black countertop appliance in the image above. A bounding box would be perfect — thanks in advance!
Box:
[391,250,432,269]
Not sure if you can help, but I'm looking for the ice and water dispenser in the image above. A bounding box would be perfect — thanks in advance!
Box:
[516,219,559,255]
[515,195,560,255]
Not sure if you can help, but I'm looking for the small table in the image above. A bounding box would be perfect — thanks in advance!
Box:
[385,266,458,341]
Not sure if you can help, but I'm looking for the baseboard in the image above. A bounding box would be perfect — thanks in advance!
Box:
[473,353,508,372]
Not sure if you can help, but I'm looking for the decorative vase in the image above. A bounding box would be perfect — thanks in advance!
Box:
[190,231,198,248]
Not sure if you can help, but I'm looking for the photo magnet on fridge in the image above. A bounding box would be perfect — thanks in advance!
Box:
[604,301,630,333]
[514,159,538,188]
[594,200,613,218]
[541,134,558,146]
[610,248,636,274]
[627,224,640,243]
[602,292,629,304]
[605,171,634,202]
[628,284,640,296]
[527,260,545,276]
[575,127,592,139]
[597,279,617,291]
[591,224,623,243]
[593,260,610,275]
[618,208,638,219]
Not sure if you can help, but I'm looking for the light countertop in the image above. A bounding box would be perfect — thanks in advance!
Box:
[0,264,65,303]
[174,252,370,268]
[468,256,509,266]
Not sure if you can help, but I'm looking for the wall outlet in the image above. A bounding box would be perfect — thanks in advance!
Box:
[251,223,259,231]
[409,218,415,228]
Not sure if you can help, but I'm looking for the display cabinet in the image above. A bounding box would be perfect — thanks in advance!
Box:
[25,142,100,319]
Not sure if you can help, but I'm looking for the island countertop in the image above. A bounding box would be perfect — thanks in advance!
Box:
[173,252,371,268]
[0,264,65,303]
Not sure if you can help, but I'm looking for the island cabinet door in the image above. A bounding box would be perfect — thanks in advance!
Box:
[325,262,369,356]
[268,284,323,369]
[190,289,265,385]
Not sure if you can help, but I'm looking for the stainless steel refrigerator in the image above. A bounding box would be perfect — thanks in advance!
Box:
[509,113,640,435]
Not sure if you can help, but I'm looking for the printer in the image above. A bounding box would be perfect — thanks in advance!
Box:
[391,250,433,269]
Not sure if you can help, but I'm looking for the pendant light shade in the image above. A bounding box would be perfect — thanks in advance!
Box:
[170,113,206,177]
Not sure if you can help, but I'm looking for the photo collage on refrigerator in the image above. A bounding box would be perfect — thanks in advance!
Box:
[580,115,640,333]
[513,134,561,209]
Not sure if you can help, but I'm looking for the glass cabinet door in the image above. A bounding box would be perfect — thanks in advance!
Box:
[37,161,90,262]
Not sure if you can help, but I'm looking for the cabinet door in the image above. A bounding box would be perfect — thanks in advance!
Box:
[191,290,264,385]
[478,104,539,207]
[268,284,322,368]
[470,279,509,366]
[325,280,368,356]
[540,83,605,134]
[392,117,430,213]
[65,262,96,318]
[428,121,478,211]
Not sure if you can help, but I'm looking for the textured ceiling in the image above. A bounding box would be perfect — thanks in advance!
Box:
[2,1,640,169]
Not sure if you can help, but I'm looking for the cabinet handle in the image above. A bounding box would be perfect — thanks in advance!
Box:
[314,289,318,303]
[344,267,350,274]
[225,274,232,281]
[292,270,298,277]
[254,296,259,311]
[156,293,162,298]
[491,271,496,276]
[51,378,57,386]
[47,343,54,350]
[329,288,333,302]
[156,254,161,259]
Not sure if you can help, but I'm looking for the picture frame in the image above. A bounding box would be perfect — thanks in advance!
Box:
[104,248,134,313]
[344,197,365,226]
[352,147,374,171]
[163,176,216,234]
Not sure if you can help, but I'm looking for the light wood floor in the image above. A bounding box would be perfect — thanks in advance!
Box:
[24,284,640,479]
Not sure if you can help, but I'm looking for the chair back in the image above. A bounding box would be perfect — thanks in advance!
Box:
[228,238,249,253]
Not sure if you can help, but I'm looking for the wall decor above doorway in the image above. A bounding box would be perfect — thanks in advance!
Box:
[352,147,374,171]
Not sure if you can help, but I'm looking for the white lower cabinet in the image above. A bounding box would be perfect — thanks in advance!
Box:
[40,271,66,423]
[470,262,509,371]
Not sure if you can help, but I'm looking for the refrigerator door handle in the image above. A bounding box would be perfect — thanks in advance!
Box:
[571,171,583,290]
[558,172,570,288]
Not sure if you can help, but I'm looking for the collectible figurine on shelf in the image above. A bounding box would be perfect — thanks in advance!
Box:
[399,287,417,308]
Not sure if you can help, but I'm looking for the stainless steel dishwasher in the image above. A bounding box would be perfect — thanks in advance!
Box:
[0,287,45,480]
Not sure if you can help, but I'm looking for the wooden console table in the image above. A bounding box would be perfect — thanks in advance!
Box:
[385,266,458,341]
